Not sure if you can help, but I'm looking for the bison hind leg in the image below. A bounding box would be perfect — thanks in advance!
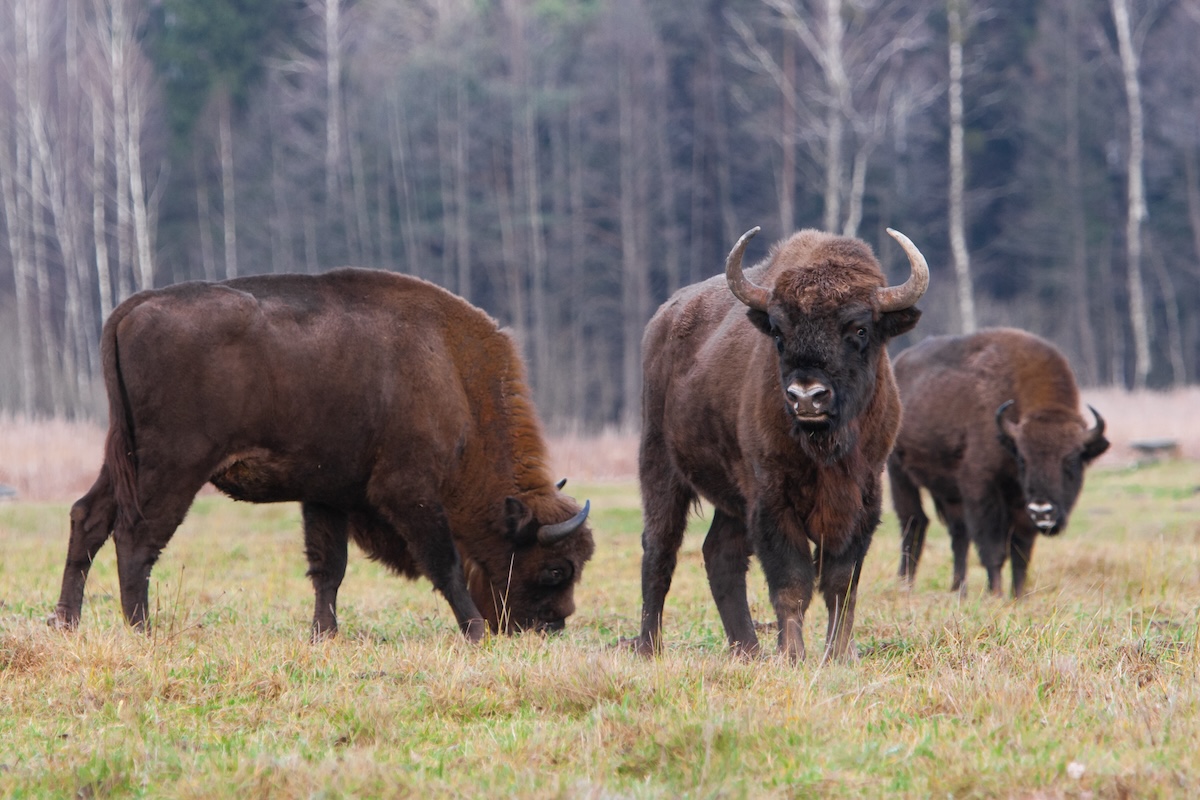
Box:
[52,466,118,629]
[628,469,696,657]
[887,459,928,585]
[112,478,205,631]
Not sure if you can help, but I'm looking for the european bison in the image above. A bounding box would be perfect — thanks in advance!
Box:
[631,226,929,662]
[52,268,594,640]
[887,328,1108,597]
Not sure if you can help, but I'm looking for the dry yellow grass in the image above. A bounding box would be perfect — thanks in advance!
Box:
[2,402,1198,797]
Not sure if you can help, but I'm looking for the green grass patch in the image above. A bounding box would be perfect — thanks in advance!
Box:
[1,463,1198,797]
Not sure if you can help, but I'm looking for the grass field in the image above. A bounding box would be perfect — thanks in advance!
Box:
[1,450,1198,798]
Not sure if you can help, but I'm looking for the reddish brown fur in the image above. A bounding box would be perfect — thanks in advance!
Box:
[632,229,923,662]
[53,268,594,640]
[887,328,1108,597]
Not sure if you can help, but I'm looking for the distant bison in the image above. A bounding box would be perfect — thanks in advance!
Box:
[631,226,929,662]
[52,268,594,640]
[887,328,1108,597]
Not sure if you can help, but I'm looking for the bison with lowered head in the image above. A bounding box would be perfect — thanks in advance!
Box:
[631,226,928,662]
[53,268,594,640]
[887,328,1108,598]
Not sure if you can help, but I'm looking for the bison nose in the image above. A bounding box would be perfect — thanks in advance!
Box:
[786,381,834,416]
[1027,501,1058,531]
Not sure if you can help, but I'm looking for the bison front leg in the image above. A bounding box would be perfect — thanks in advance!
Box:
[302,503,349,640]
[752,505,815,664]
[52,467,117,629]
[935,498,970,595]
[1008,528,1037,599]
[816,541,867,663]
[375,497,487,642]
[967,490,1010,597]
[702,509,758,657]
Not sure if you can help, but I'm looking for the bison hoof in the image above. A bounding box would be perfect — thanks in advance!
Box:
[310,625,338,644]
[461,618,489,643]
[820,644,860,665]
[616,635,658,658]
[729,641,762,661]
[47,608,79,631]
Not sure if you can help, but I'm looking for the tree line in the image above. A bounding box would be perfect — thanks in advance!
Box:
[1,0,1198,428]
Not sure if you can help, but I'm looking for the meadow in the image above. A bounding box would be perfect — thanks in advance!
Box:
[1,405,1199,798]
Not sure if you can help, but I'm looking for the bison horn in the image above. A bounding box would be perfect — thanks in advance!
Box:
[879,229,931,312]
[1085,404,1106,442]
[725,227,771,312]
[995,400,1016,431]
[995,398,1020,439]
[538,500,590,545]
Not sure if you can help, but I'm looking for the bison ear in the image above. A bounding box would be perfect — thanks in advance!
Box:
[1084,431,1108,462]
[504,497,537,544]
[1083,435,1110,463]
[879,307,921,339]
[745,308,772,335]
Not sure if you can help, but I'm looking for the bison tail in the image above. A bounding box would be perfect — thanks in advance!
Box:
[99,302,143,531]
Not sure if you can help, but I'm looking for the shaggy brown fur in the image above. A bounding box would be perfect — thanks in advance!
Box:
[52,268,594,641]
[631,228,926,662]
[887,328,1108,597]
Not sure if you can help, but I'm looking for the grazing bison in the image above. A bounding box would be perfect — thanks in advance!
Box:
[52,268,594,640]
[887,328,1108,598]
[631,226,929,662]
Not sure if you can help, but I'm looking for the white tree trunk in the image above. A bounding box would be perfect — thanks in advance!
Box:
[948,0,977,333]
[127,86,154,289]
[110,0,132,301]
[1111,0,1153,388]
[324,0,342,217]
[219,95,238,279]
[91,83,114,321]
[822,0,846,233]
[454,75,471,300]
[780,32,796,234]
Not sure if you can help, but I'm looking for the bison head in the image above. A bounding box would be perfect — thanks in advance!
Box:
[464,487,593,634]
[725,227,928,462]
[995,401,1109,535]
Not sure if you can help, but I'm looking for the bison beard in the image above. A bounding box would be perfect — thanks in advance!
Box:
[50,268,594,641]
[887,328,1108,597]
[630,226,928,663]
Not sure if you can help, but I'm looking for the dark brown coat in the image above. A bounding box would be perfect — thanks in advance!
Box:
[52,268,594,640]
[887,328,1108,597]
[632,227,928,661]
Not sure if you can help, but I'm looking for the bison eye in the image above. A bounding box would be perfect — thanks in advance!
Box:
[773,334,784,353]
[856,326,867,339]
[537,564,572,587]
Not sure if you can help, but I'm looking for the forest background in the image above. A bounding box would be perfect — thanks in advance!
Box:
[2,0,1199,430]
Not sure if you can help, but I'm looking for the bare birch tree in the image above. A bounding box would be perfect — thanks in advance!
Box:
[947,0,977,333]
[1110,0,1153,388]
[217,91,238,279]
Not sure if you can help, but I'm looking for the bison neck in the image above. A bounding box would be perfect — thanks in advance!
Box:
[442,330,556,550]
